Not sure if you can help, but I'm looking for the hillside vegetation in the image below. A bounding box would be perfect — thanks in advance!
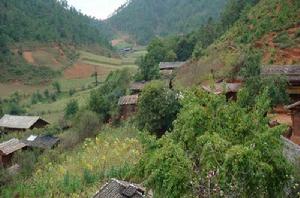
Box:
[0,0,112,84]
[107,0,228,44]
[176,0,300,86]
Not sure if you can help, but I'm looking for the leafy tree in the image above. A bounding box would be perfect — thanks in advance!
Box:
[64,100,79,119]
[2,102,26,115]
[73,110,101,140]
[239,50,290,107]
[138,88,292,197]
[89,69,131,122]
[52,81,61,94]
[136,81,181,136]
[138,136,193,198]
[31,91,43,104]
[108,0,228,44]
[43,89,50,99]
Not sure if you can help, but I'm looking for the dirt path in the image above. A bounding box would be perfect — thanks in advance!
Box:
[23,51,35,64]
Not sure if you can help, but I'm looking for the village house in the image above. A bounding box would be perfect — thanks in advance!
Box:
[22,135,60,150]
[118,95,139,119]
[130,82,147,95]
[93,179,147,198]
[285,101,300,145]
[0,138,26,167]
[159,62,186,79]
[159,62,186,71]
[262,65,300,102]
[0,115,49,132]
[201,82,242,101]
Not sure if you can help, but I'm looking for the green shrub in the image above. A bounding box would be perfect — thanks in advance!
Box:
[68,88,76,96]
[74,110,101,140]
[64,100,79,119]
[52,81,61,94]
[136,81,181,136]
[59,172,82,195]
[89,69,131,122]
[2,102,26,115]
[274,32,294,49]
[295,29,300,38]
[82,169,97,185]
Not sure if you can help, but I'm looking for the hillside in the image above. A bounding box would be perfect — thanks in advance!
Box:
[107,0,228,44]
[176,0,300,86]
[0,0,112,84]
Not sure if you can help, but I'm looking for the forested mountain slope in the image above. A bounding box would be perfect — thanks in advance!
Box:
[176,0,300,86]
[107,0,228,44]
[0,0,112,84]
[0,0,111,47]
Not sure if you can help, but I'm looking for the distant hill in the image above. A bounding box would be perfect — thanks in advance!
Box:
[0,0,111,47]
[176,0,300,86]
[0,0,112,84]
[106,0,229,44]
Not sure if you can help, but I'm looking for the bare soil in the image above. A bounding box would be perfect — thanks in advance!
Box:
[63,62,113,79]
[257,25,300,65]
[23,51,35,64]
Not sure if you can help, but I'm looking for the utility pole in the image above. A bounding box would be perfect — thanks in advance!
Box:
[93,66,98,87]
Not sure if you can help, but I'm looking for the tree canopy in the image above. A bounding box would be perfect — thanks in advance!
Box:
[0,0,111,47]
[137,88,292,197]
[107,0,229,44]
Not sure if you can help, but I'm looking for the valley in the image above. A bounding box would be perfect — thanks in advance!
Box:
[1,0,300,197]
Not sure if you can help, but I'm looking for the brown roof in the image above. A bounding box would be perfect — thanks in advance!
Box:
[0,138,26,155]
[261,65,300,83]
[130,82,146,91]
[93,179,145,198]
[118,95,139,105]
[202,83,242,95]
[159,62,186,70]
[285,101,300,110]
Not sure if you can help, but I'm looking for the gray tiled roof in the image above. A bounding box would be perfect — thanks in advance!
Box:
[118,95,139,105]
[202,83,242,95]
[261,65,300,82]
[93,179,145,198]
[0,115,49,129]
[159,62,186,70]
[22,135,60,149]
[130,82,146,91]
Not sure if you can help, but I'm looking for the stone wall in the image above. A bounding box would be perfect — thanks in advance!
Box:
[282,136,300,165]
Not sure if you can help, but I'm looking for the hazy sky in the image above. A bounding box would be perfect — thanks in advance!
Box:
[67,0,127,20]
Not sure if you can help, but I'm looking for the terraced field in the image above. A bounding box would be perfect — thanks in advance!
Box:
[0,47,146,98]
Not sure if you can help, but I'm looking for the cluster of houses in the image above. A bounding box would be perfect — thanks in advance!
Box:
[200,65,300,148]
[0,115,59,169]
[118,61,186,119]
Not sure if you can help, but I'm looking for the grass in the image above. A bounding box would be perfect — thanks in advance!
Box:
[176,0,300,87]
[28,89,92,124]
[1,125,142,198]
[80,51,122,66]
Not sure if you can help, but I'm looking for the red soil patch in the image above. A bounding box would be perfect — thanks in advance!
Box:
[23,51,35,64]
[290,135,300,145]
[111,39,123,47]
[269,113,292,126]
[64,62,113,79]
[256,25,300,65]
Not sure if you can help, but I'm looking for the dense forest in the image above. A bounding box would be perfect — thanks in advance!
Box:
[107,0,229,44]
[0,0,111,47]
